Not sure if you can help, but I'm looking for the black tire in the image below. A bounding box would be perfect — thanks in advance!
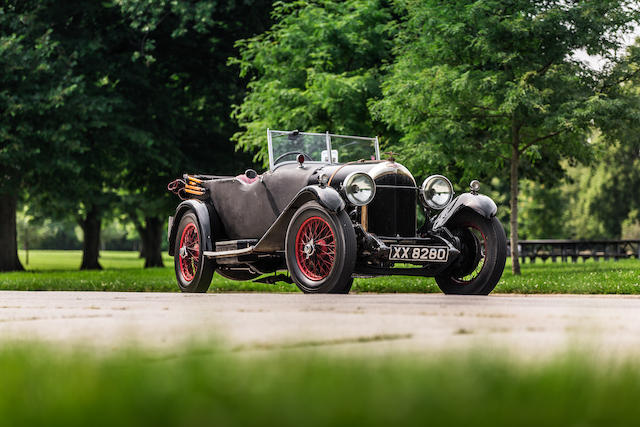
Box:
[435,210,507,295]
[285,201,356,294]
[173,212,215,293]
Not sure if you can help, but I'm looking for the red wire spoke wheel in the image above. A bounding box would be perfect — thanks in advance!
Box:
[173,212,215,293]
[295,216,336,280]
[178,222,200,282]
[285,201,356,294]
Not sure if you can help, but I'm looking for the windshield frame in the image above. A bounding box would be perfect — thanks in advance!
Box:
[267,129,380,170]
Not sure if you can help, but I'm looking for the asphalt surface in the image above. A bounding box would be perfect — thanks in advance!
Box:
[1,291,640,357]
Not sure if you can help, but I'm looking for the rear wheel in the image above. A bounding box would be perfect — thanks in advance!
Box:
[174,212,215,293]
[285,202,356,294]
[435,210,506,295]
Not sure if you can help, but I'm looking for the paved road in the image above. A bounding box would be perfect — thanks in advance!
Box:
[1,291,640,356]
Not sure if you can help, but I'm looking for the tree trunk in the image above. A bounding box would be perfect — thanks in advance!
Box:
[133,222,145,258]
[509,143,521,275]
[141,216,164,268]
[0,194,24,272]
[80,205,102,270]
[138,240,146,259]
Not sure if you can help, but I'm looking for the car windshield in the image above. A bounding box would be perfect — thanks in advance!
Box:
[268,130,379,169]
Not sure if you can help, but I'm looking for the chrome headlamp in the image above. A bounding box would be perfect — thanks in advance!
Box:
[343,172,376,206]
[421,175,454,210]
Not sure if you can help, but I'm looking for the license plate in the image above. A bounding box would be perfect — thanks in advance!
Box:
[388,245,449,263]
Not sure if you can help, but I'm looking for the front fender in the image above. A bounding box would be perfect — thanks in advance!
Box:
[253,185,345,252]
[167,199,214,256]
[296,185,346,213]
[432,193,497,230]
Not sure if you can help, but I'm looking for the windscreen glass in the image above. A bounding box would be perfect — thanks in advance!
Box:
[330,136,378,163]
[270,132,326,166]
[269,131,378,168]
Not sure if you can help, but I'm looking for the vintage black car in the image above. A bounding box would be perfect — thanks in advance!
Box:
[167,130,507,294]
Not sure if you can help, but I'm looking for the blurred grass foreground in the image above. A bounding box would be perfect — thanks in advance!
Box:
[0,250,639,293]
[1,344,640,427]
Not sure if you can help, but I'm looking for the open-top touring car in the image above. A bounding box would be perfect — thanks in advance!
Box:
[167,130,507,294]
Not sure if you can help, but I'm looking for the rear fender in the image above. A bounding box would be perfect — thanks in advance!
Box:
[167,200,215,256]
[253,185,345,252]
[432,193,497,230]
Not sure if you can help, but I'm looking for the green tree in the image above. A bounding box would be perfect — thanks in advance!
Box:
[564,140,640,239]
[0,3,80,271]
[561,46,640,240]
[114,0,273,266]
[518,180,567,239]
[10,0,271,270]
[373,0,640,274]
[232,0,396,166]
[22,1,138,270]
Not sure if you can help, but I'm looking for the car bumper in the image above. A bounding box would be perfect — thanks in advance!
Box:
[355,232,461,277]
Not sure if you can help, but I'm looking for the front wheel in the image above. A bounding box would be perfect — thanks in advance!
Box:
[173,212,215,293]
[435,210,506,295]
[285,202,356,294]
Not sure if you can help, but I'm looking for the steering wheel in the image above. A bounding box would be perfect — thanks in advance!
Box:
[274,151,313,164]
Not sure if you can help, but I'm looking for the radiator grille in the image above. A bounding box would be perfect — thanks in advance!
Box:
[365,174,416,237]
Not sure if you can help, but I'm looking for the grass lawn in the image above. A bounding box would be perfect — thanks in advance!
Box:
[0,250,638,293]
[1,343,640,426]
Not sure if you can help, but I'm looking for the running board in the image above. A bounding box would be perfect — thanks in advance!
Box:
[203,239,258,259]
[203,247,255,259]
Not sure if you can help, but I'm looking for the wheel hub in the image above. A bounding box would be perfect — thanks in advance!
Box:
[303,239,315,258]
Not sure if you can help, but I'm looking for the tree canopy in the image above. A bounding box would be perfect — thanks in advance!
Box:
[1,0,271,270]
[0,2,82,271]
[372,0,640,273]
